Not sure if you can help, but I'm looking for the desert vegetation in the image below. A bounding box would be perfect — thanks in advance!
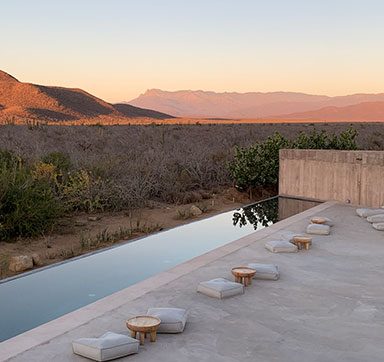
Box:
[0,122,383,241]
[0,121,383,277]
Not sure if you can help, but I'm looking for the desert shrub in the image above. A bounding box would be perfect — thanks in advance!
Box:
[0,158,62,240]
[60,169,102,212]
[41,151,71,172]
[32,161,60,185]
[294,129,330,149]
[332,127,358,150]
[229,127,358,190]
[60,169,143,212]
[0,149,21,169]
[294,127,358,150]
[367,132,384,150]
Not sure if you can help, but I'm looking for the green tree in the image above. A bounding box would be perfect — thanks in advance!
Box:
[229,132,291,190]
[229,126,358,190]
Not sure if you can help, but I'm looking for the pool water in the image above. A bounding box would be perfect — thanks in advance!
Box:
[0,196,319,342]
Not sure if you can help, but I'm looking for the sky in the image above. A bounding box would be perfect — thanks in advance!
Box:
[1,0,384,102]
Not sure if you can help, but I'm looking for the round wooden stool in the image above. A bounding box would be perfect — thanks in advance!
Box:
[126,316,161,345]
[292,236,312,250]
[311,217,327,224]
[231,267,256,286]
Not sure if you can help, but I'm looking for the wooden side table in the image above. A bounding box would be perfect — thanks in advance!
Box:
[126,316,161,345]
[231,267,256,286]
[292,236,312,250]
[311,217,327,224]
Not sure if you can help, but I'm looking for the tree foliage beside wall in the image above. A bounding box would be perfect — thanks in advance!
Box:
[229,127,358,190]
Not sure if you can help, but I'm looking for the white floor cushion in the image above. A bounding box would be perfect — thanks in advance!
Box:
[246,263,279,280]
[265,240,298,253]
[72,332,139,361]
[372,223,384,231]
[367,214,384,223]
[356,208,384,218]
[306,223,330,235]
[197,278,244,299]
[147,308,187,333]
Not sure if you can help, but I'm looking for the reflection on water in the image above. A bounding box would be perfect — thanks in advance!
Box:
[233,197,278,230]
[233,196,321,230]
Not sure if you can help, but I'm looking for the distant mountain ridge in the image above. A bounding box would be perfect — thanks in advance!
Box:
[2,70,383,122]
[0,70,173,122]
[128,89,384,120]
[274,101,384,121]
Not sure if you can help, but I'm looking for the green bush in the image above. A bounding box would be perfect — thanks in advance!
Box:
[331,127,358,150]
[0,149,123,240]
[229,127,358,190]
[41,152,71,173]
[229,133,291,189]
[0,158,62,240]
[293,127,358,150]
[0,150,21,169]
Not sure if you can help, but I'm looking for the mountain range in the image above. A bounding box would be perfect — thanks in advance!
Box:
[128,89,384,121]
[0,70,172,123]
[1,69,384,123]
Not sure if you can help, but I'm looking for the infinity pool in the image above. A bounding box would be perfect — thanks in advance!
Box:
[0,196,319,342]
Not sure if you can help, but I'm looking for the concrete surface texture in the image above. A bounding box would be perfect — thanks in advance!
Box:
[4,202,384,361]
[279,149,384,207]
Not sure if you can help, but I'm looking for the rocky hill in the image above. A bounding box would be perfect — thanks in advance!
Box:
[0,71,173,123]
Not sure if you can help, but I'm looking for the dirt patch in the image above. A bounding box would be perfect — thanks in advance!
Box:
[0,190,251,280]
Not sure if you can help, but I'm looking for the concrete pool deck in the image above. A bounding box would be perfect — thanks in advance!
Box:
[2,201,384,361]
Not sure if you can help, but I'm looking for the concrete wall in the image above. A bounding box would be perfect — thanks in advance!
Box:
[279,149,384,207]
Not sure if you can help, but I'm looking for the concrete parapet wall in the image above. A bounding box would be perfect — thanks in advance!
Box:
[279,149,384,207]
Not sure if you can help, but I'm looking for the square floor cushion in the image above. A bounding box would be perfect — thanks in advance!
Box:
[306,223,330,235]
[372,222,384,231]
[367,214,384,223]
[246,263,279,280]
[197,278,244,299]
[265,240,298,253]
[147,308,188,333]
[356,208,384,218]
[72,332,139,361]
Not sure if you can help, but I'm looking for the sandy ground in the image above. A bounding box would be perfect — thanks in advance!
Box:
[0,189,253,280]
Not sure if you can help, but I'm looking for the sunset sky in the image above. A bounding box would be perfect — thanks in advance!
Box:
[2,0,384,102]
